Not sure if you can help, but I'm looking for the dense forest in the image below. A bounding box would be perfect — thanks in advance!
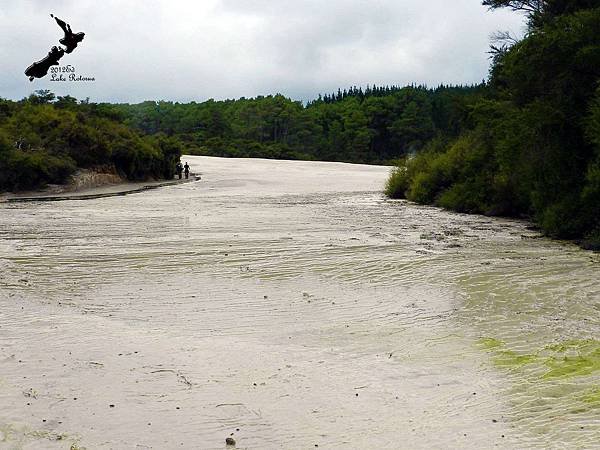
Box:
[386,0,600,249]
[108,83,485,164]
[0,91,182,192]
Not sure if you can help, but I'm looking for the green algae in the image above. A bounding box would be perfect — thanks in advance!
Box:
[479,338,600,379]
[545,339,599,353]
[478,337,537,368]
[580,387,600,406]
[478,337,504,350]
[494,350,538,367]
[542,347,600,380]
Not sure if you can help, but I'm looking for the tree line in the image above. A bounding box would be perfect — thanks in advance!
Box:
[104,83,485,164]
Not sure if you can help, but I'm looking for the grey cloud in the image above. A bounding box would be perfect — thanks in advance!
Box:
[0,0,525,103]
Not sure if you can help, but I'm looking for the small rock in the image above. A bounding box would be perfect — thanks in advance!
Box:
[225,437,236,446]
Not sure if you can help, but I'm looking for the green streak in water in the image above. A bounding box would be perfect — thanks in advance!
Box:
[478,337,504,349]
[479,338,600,379]
[581,387,600,405]
[542,344,600,380]
[494,350,538,367]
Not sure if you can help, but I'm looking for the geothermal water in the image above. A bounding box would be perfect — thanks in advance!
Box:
[0,156,599,449]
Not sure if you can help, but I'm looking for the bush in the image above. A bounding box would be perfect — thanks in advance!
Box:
[0,149,76,191]
[0,98,182,192]
[384,165,410,198]
[538,194,586,238]
[581,227,600,251]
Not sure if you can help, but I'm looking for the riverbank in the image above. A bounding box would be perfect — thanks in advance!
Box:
[0,168,200,203]
[385,164,600,252]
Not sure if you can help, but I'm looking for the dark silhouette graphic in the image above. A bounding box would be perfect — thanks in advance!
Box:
[25,14,85,81]
[25,46,65,82]
[184,162,190,179]
[51,14,85,54]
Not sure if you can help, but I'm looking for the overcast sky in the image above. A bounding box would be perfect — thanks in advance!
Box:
[0,0,525,104]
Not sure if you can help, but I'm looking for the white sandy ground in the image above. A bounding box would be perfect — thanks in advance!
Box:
[0,156,599,449]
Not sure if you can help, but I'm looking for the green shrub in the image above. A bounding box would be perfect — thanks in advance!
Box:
[581,227,600,251]
[0,149,76,191]
[438,180,491,213]
[0,98,182,192]
[384,166,410,198]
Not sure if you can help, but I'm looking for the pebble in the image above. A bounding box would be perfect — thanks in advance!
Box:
[225,437,236,446]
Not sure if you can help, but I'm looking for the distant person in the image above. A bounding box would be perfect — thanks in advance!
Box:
[175,162,183,179]
[184,162,190,179]
[51,14,85,54]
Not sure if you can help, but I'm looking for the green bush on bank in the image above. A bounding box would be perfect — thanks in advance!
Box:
[384,165,409,199]
[385,4,600,247]
[0,93,182,193]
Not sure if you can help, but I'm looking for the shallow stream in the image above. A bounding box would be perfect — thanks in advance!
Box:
[1,156,599,449]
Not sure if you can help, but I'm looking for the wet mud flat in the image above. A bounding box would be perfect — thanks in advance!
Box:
[1,156,599,449]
